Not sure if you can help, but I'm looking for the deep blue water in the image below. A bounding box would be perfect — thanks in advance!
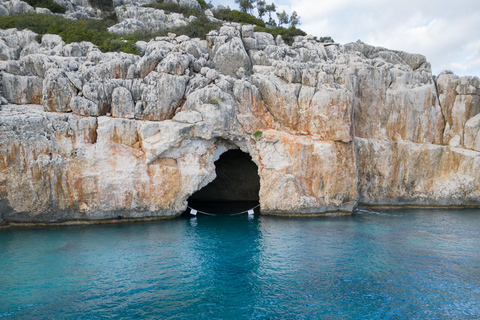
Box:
[1,209,480,319]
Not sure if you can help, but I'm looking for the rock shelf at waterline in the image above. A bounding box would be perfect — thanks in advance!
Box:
[0,4,480,224]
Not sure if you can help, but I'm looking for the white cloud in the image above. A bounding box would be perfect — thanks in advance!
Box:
[210,0,480,77]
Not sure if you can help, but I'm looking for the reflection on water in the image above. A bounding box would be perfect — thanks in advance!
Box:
[1,209,480,319]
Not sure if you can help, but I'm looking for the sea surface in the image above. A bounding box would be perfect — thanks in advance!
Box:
[1,208,480,319]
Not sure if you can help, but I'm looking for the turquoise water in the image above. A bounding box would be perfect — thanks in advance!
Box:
[1,209,480,319]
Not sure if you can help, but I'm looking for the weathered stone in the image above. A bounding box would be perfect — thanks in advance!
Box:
[156,52,192,75]
[109,5,189,34]
[70,96,102,116]
[437,72,480,145]
[255,130,358,214]
[81,80,112,116]
[0,4,9,16]
[172,110,202,123]
[96,116,139,148]
[164,0,200,9]
[140,72,188,121]
[3,0,34,15]
[353,63,444,144]
[1,23,480,223]
[356,137,480,206]
[213,37,251,78]
[111,86,135,119]
[42,69,76,112]
[2,72,42,104]
[464,113,480,152]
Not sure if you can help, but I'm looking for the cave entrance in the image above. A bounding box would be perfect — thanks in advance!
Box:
[187,149,260,216]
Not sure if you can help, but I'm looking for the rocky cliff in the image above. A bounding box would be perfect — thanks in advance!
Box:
[0,1,479,224]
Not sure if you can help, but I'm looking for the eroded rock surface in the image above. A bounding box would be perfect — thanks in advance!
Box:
[0,21,479,223]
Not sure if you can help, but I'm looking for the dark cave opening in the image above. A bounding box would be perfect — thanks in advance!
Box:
[186,149,260,215]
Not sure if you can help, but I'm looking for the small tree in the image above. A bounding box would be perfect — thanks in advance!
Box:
[235,0,254,13]
[276,10,289,27]
[289,11,300,28]
[265,3,276,20]
[256,0,266,20]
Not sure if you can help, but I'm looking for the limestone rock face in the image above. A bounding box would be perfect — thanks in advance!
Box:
[42,69,76,112]
[437,71,480,146]
[256,130,357,214]
[109,5,189,34]
[111,86,135,119]
[356,138,480,206]
[139,72,188,120]
[0,21,480,223]
[346,42,444,144]
[2,0,34,16]
[164,0,200,9]
[211,27,251,78]
[2,72,42,104]
[464,113,480,152]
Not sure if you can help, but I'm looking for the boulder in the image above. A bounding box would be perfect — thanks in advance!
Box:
[70,96,102,116]
[464,113,480,152]
[111,86,135,119]
[213,37,251,78]
[3,0,34,15]
[2,72,43,104]
[42,69,77,112]
[140,72,188,121]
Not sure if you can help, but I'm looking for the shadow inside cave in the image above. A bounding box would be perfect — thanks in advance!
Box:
[185,149,260,216]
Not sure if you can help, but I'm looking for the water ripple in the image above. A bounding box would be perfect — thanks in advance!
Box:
[1,209,480,319]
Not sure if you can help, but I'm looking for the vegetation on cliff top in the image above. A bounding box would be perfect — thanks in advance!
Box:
[142,0,222,39]
[0,0,331,54]
[89,0,114,12]
[214,9,265,27]
[24,0,66,13]
[0,14,139,54]
[212,4,312,45]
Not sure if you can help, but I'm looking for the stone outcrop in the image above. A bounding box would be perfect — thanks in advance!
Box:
[356,138,480,206]
[108,5,192,34]
[0,18,479,224]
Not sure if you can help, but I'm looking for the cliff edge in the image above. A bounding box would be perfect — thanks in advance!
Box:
[0,1,479,223]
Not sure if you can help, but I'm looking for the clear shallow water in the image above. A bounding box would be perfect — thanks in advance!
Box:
[1,209,480,319]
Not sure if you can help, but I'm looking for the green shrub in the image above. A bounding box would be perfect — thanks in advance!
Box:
[0,14,139,54]
[208,97,220,108]
[252,131,262,139]
[142,2,221,40]
[254,25,306,45]
[143,1,203,17]
[89,0,113,12]
[196,0,207,9]
[215,9,265,27]
[319,36,334,43]
[24,0,66,13]
[102,12,118,26]
[159,14,221,39]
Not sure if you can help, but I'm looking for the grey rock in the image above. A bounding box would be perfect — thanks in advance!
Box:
[81,80,111,116]
[70,96,102,116]
[111,86,135,118]
[0,4,8,16]
[173,109,203,123]
[35,7,52,14]
[213,37,251,78]
[164,0,200,9]
[140,72,188,121]
[42,69,76,112]
[2,72,43,104]
[3,0,34,15]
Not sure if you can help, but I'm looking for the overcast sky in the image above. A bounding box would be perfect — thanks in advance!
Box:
[210,0,480,78]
